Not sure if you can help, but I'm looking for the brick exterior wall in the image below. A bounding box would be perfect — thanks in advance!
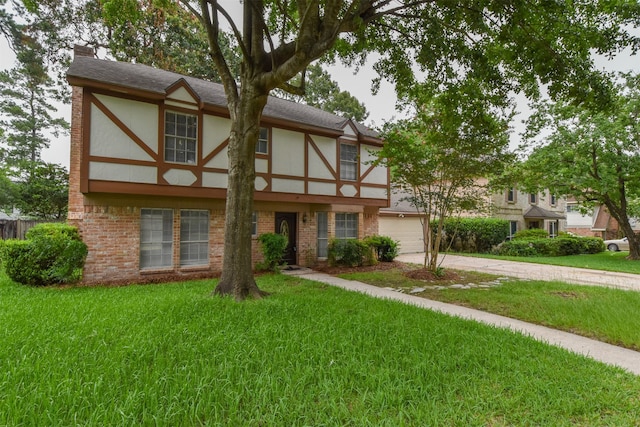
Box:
[71,200,348,284]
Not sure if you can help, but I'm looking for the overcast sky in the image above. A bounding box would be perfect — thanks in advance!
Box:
[0,20,638,169]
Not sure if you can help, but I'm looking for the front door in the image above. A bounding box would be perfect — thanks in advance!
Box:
[275,212,297,265]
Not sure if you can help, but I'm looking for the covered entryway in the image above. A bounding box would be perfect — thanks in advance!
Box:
[523,205,566,236]
[275,212,297,265]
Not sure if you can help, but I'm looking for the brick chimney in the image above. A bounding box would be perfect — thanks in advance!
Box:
[73,44,94,58]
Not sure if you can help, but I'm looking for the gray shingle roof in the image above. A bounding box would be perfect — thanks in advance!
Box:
[523,205,566,219]
[67,56,379,139]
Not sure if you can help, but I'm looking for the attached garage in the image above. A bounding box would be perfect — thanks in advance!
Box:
[379,213,425,254]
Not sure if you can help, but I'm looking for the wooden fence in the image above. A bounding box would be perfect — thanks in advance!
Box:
[0,220,40,240]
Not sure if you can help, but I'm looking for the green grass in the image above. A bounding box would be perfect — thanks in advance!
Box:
[338,269,640,351]
[459,250,640,274]
[1,271,640,425]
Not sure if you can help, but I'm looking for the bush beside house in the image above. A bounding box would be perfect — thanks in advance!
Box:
[328,235,399,267]
[0,223,88,286]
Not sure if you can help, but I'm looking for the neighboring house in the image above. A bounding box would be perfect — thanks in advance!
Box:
[66,46,389,284]
[380,184,566,254]
[565,199,639,239]
[492,186,566,239]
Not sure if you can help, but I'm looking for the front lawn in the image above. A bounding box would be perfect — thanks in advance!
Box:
[462,250,640,274]
[338,268,640,351]
[1,271,640,425]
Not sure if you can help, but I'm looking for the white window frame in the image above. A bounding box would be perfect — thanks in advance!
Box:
[317,212,328,258]
[340,143,358,181]
[335,213,358,240]
[164,110,197,164]
[529,193,537,204]
[256,127,269,154]
[140,209,173,269]
[506,187,516,203]
[180,210,209,266]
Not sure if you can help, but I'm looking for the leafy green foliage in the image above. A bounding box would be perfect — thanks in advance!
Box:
[1,223,87,286]
[256,232,288,272]
[276,64,369,122]
[363,235,399,262]
[11,163,68,220]
[495,236,604,257]
[328,238,373,267]
[0,35,68,179]
[435,218,509,253]
[521,73,640,258]
[513,229,549,240]
[378,78,514,271]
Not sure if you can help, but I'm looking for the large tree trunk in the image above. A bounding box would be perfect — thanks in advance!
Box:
[609,209,640,260]
[604,182,640,260]
[214,83,270,300]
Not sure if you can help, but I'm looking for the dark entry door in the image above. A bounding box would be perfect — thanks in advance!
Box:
[275,212,297,265]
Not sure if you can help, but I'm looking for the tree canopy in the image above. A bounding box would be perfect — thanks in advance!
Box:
[378,78,513,271]
[521,72,640,259]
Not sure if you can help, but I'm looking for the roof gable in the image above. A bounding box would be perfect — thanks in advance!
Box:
[67,56,381,141]
[165,79,201,109]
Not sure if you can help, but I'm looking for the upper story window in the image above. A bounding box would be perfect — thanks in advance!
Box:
[550,193,557,206]
[340,143,357,181]
[506,187,516,203]
[529,193,537,204]
[256,127,268,154]
[164,111,197,164]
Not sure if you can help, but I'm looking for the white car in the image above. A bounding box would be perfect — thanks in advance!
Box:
[603,237,629,252]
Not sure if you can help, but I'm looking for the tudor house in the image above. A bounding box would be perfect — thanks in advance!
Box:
[66,46,389,284]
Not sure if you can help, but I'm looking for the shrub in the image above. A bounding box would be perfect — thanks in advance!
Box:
[256,233,288,272]
[433,218,509,253]
[0,223,87,286]
[495,235,606,257]
[328,239,372,267]
[364,235,399,262]
[580,237,605,254]
[513,228,549,240]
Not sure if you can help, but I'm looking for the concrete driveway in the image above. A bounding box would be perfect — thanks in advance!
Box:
[397,253,640,292]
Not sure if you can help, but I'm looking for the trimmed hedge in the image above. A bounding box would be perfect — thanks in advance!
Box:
[364,235,399,262]
[0,223,87,286]
[433,218,509,253]
[328,239,373,267]
[513,228,549,240]
[328,235,399,267]
[494,235,604,257]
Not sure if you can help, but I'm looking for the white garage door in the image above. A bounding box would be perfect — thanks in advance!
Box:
[378,216,424,254]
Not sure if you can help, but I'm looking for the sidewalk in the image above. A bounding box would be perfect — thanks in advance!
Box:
[286,257,640,376]
[398,253,640,291]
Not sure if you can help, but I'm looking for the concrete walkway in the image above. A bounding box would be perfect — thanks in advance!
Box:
[286,256,640,376]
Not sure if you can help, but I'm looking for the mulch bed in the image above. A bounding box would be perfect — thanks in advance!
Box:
[312,260,462,283]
